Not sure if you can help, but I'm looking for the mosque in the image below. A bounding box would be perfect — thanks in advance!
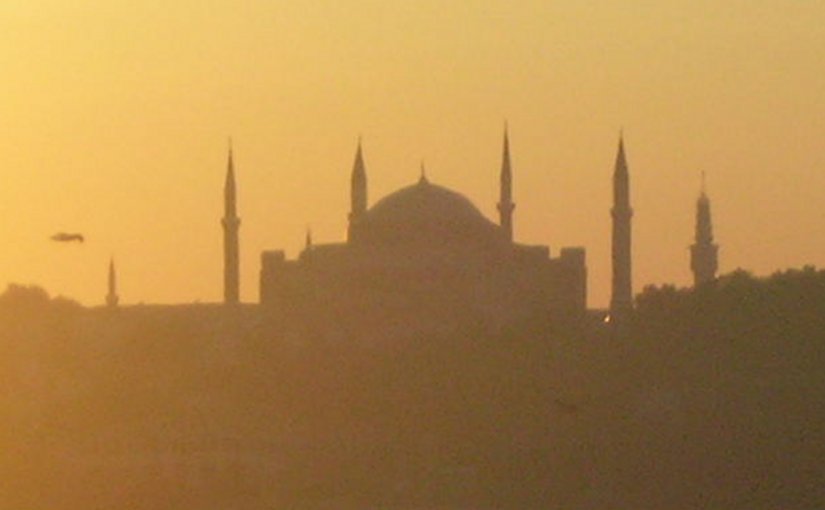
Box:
[106,129,719,326]
[257,131,586,326]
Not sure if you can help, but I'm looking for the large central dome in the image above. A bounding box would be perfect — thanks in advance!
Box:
[352,177,504,247]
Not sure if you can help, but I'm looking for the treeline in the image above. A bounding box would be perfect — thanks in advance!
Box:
[624,267,825,510]
[637,266,825,332]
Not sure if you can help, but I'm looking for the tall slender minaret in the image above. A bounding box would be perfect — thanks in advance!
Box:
[106,257,119,308]
[497,125,515,242]
[610,133,633,317]
[347,139,367,242]
[222,141,240,304]
[690,173,719,286]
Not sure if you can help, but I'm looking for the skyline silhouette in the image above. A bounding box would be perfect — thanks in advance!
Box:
[3,129,799,310]
[2,4,825,507]
[25,131,718,310]
[1,2,823,306]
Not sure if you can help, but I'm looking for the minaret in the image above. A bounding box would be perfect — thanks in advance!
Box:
[690,173,719,286]
[222,141,240,304]
[610,133,633,317]
[497,125,515,242]
[347,139,367,241]
[106,257,119,308]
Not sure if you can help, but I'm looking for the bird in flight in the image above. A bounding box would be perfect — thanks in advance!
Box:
[51,232,85,243]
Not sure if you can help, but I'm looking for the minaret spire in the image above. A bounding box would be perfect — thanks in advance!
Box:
[690,173,719,286]
[610,132,633,318]
[222,140,240,304]
[497,123,515,242]
[348,138,368,242]
[106,257,119,308]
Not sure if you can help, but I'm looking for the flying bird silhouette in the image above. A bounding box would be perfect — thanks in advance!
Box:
[51,232,84,243]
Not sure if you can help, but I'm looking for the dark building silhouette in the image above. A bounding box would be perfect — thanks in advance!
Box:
[690,173,719,286]
[497,126,515,242]
[106,257,119,308]
[610,134,633,317]
[222,143,240,304]
[260,135,587,325]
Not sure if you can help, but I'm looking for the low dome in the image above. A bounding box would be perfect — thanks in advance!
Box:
[352,177,504,247]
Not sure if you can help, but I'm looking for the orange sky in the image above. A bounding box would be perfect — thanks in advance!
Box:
[1,1,823,307]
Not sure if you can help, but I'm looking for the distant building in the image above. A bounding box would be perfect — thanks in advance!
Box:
[106,257,119,308]
[690,174,719,286]
[260,131,587,326]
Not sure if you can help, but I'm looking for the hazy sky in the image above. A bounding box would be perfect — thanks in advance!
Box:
[1,1,823,307]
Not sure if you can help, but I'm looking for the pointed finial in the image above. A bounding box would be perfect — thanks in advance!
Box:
[613,129,628,176]
[225,137,237,192]
[227,136,235,170]
[502,123,512,167]
[617,128,626,156]
[305,226,312,249]
[419,160,428,184]
[353,135,364,166]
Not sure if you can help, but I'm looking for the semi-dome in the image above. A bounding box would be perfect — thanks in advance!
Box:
[352,177,504,247]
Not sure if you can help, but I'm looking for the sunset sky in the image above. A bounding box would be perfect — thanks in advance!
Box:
[1,0,823,307]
